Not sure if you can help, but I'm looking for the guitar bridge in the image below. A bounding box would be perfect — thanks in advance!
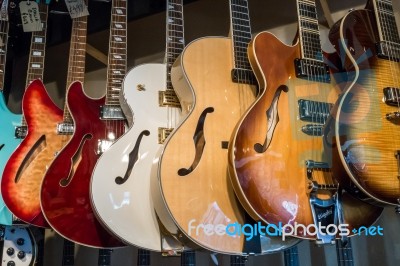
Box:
[100,105,125,120]
[97,139,114,155]
[57,122,74,135]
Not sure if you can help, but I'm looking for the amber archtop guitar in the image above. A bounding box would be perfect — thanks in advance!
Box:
[228,0,382,243]
[324,0,400,207]
[40,0,126,248]
[154,0,299,254]
[1,1,54,227]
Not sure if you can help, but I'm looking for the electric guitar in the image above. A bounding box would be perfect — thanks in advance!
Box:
[228,0,382,243]
[40,0,126,248]
[0,0,18,226]
[137,249,150,266]
[324,0,400,207]
[90,0,185,252]
[0,225,36,266]
[335,238,354,266]
[153,0,299,254]
[0,0,50,227]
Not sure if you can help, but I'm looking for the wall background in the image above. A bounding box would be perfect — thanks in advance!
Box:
[4,0,400,265]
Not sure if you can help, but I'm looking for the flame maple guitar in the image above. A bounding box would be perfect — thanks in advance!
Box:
[154,0,299,254]
[1,2,53,227]
[228,0,382,243]
[40,0,126,248]
[324,0,400,207]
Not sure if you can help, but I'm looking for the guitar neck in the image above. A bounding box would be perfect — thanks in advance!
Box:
[105,0,128,106]
[0,0,9,93]
[229,0,255,84]
[137,249,150,266]
[283,246,299,266]
[165,0,185,91]
[63,1,89,123]
[336,239,354,266]
[98,249,112,266]
[372,0,400,44]
[61,239,75,266]
[295,0,324,62]
[181,250,196,266]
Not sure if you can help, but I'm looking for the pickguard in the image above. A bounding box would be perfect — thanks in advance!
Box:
[178,107,214,176]
[115,130,150,185]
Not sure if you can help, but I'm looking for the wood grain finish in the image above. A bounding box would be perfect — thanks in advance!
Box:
[1,80,65,227]
[157,37,299,254]
[40,81,125,248]
[228,31,382,239]
[327,9,400,206]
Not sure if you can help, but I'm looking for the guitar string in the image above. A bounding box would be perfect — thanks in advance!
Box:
[376,0,400,196]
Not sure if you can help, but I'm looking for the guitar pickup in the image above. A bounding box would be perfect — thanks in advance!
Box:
[298,99,332,123]
[294,58,331,83]
[100,105,125,120]
[376,41,400,61]
[14,126,27,139]
[57,123,74,135]
[383,87,400,106]
[158,127,174,144]
[159,90,180,107]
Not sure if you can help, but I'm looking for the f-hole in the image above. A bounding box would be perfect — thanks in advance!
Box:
[115,130,150,185]
[59,134,93,187]
[0,144,4,151]
[15,135,46,183]
[254,85,287,153]
[178,107,214,176]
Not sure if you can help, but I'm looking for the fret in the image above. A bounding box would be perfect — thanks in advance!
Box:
[137,249,150,266]
[0,18,8,92]
[62,239,75,266]
[181,250,196,266]
[300,19,319,31]
[98,249,112,266]
[374,0,400,45]
[230,255,246,266]
[335,239,354,266]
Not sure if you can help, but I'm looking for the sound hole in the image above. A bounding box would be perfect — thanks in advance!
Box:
[178,107,214,176]
[115,130,150,185]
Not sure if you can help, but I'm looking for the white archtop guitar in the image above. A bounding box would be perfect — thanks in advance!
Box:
[90,0,185,251]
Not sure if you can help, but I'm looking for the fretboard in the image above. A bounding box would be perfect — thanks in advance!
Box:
[166,0,185,91]
[63,7,88,123]
[181,250,196,266]
[137,249,150,266]
[98,249,112,266]
[61,239,75,266]
[296,0,324,62]
[336,239,354,266]
[0,0,9,93]
[230,0,252,72]
[373,0,400,44]
[284,246,299,266]
[21,1,49,127]
[105,0,127,105]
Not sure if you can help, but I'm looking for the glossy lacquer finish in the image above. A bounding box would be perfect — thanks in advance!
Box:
[40,82,124,248]
[0,92,21,225]
[156,37,299,254]
[1,80,65,227]
[228,32,382,239]
[90,64,178,251]
[326,9,400,206]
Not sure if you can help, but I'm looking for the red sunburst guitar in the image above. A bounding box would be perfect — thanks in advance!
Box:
[324,0,400,208]
[1,1,54,227]
[40,0,127,248]
[228,0,382,243]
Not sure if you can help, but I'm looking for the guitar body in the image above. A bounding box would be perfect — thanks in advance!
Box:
[40,81,124,248]
[1,80,66,227]
[0,92,21,225]
[91,63,180,251]
[156,36,297,254]
[327,9,400,206]
[228,32,382,239]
